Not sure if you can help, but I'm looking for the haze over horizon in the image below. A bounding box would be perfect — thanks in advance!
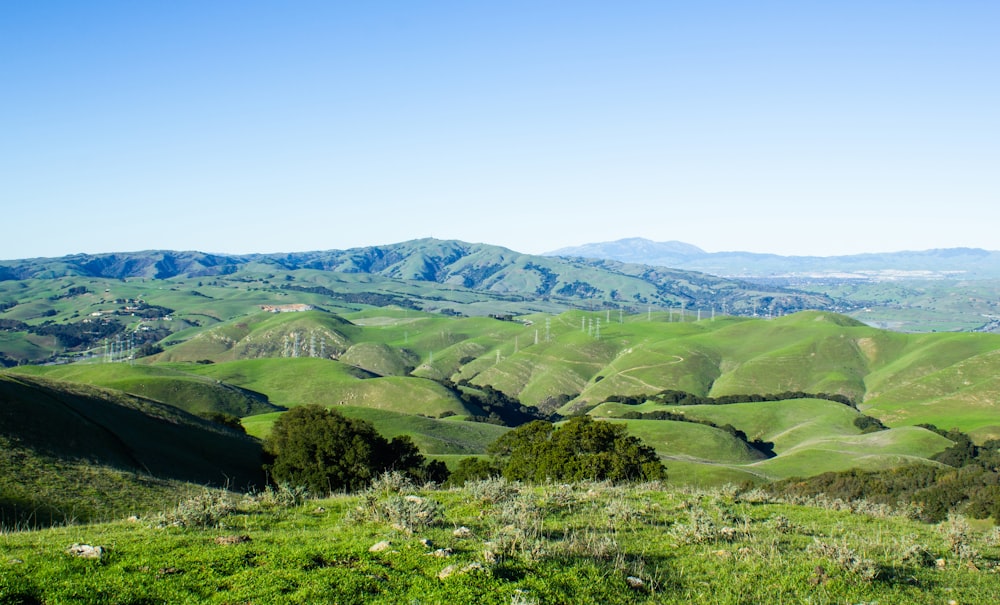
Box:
[3,2,997,260]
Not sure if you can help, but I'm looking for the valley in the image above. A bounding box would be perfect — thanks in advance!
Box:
[3,240,1000,603]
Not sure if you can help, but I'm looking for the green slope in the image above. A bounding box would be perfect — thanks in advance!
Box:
[590,397,953,481]
[863,348,1000,441]
[0,373,265,526]
[186,358,479,417]
[603,418,767,463]
[158,310,355,362]
[5,363,280,417]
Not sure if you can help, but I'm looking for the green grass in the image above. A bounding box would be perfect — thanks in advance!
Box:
[2,481,998,604]
[0,374,266,529]
[602,419,767,463]
[0,435,201,530]
[590,398,955,481]
[5,363,280,417]
[185,358,476,417]
[863,348,1000,437]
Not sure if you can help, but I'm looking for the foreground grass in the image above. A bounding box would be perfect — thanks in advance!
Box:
[2,481,998,604]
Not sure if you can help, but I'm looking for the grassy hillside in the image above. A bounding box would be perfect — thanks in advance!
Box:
[589,398,954,481]
[2,481,998,604]
[184,358,478,418]
[157,310,356,362]
[4,308,1000,495]
[0,374,265,528]
[5,363,281,417]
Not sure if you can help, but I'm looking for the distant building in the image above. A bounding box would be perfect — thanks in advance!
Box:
[260,304,314,313]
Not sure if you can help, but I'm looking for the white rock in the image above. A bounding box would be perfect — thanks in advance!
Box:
[625,576,644,589]
[368,540,392,553]
[66,544,103,560]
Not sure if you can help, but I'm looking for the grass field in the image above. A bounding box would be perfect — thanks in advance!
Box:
[2,480,998,604]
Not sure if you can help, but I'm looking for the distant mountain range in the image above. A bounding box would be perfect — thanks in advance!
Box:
[0,238,834,316]
[545,238,1000,279]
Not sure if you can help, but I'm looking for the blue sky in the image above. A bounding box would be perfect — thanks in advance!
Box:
[3,1,998,259]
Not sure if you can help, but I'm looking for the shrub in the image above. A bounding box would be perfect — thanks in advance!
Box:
[264,405,446,494]
[155,490,237,529]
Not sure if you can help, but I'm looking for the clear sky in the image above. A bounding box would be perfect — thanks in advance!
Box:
[3,1,998,260]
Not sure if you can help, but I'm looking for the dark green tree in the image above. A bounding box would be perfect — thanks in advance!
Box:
[446,457,501,486]
[488,416,666,483]
[264,405,444,493]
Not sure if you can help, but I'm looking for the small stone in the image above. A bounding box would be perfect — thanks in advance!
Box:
[404,495,424,504]
[936,558,947,568]
[453,526,472,538]
[369,540,392,553]
[66,544,103,560]
[625,576,644,589]
[313,507,327,514]
[438,562,484,579]
[8,558,24,565]
[420,538,433,548]
[127,515,140,523]
[429,548,453,558]
[214,535,251,545]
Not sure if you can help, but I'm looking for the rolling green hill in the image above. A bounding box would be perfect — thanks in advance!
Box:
[181,358,480,418]
[157,310,357,362]
[4,305,1000,494]
[589,397,955,481]
[4,363,281,417]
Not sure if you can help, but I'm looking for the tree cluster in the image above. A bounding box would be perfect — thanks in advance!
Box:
[606,389,855,408]
[450,416,666,485]
[439,380,552,427]
[264,405,447,494]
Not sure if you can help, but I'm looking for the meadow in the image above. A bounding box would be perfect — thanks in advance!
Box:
[2,478,998,604]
